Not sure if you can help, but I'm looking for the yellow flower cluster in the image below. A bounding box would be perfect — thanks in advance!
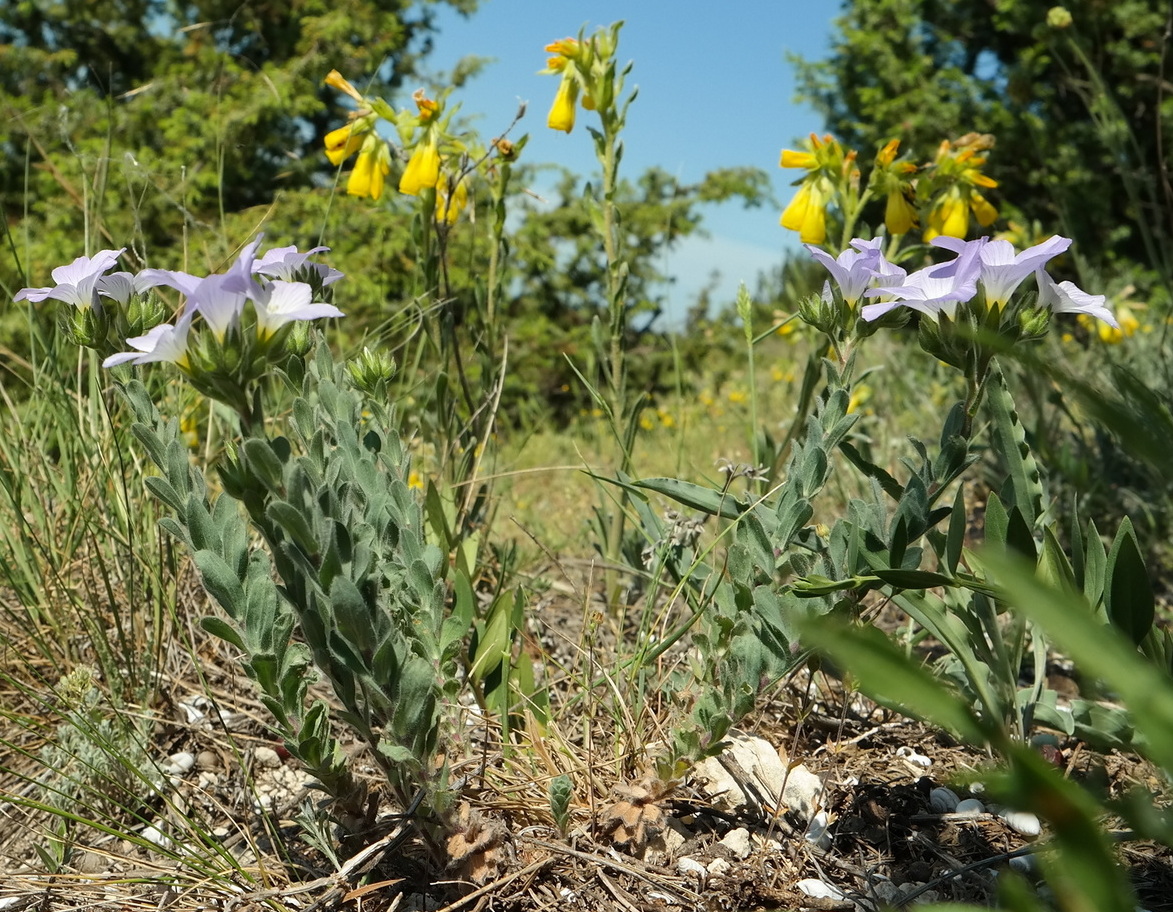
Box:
[777,131,1000,246]
[321,73,473,225]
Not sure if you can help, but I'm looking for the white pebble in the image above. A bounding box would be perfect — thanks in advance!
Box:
[719,827,753,859]
[804,810,832,850]
[253,746,281,768]
[162,751,195,776]
[955,798,986,815]
[797,879,848,900]
[896,746,932,767]
[139,825,173,852]
[1000,810,1041,836]
[930,787,960,813]
[707,858,732,878]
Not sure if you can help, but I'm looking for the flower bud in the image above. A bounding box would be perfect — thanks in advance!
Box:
[1046,6,1073,29]
[347,346,398,395]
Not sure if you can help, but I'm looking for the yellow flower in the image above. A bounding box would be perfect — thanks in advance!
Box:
[926,188,970,239]
[434,171,469,225]
[884,189,918,235]
[548,72,579,132]
[1082,304,1140,343]
[871,138,919,235]
[347,135,391,199]
[324,115,373,166]
[408,471,425,490]
[847,383,873,414]
[923,136,999,240]
[399,132,440,196]
[779,134,849,244]
[780,178,832,244]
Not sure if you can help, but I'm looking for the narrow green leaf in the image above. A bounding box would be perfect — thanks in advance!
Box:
[801,618,987,744]
[633,476,746,519]
[1105,517,1154,645]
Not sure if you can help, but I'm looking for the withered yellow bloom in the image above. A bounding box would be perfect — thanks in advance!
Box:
[434,172,469,225]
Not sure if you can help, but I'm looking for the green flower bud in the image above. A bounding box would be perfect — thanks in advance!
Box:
[1047,6,1073,29]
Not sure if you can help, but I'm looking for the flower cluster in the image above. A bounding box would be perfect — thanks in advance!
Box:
[779,132,1001,246]
[322,71,473,225]
[16,237,344,417]
[541,24,623,134]
[805,234,1116,331]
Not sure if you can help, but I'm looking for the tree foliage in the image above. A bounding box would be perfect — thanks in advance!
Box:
[792,0,1173,288]
[0,0,474,289]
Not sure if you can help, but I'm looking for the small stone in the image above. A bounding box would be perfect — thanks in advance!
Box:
[930,787,960,813]
[804,810,832,850]
[707,858,732,878]
[196,750,219,770]
[139,825,172,852]
[693,732,823,822]
[719,827,753,860]
[162,751,195,776]
[1000,809,1041,836]
[797,879,847,900]
[896,746,932,767]
[955,798,985,815]
[253,746,281,769]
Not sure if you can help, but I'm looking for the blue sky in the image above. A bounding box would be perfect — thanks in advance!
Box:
[423,0,843,322]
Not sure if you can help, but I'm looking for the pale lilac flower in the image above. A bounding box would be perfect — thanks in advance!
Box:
[253,245,344,286]
[187,273,249,339]
[937,235,1071,306]
[97,271,157,307]
[135,267,204,296]
[254,281,344,339]
[1036,270,1118,327]
[862,237,982,320]
[221,234,266,297]
[137,235,267,299]
[15,248,125,309]
[804,239,882,307]
[103,312,194,368]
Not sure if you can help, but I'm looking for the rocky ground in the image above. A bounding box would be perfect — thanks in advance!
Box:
[2,571,1172,912]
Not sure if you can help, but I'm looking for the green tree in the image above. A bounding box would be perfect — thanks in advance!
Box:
[0,0,475,295]
[792,0,1172,289]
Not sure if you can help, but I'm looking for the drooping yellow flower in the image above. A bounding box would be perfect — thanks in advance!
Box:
[324,114,374,166]
[780,178,833,244]
[543,37,587,133]
[1081,304,1139,343]
[399,132,440,196]
[778,134,849,245]
[347,135,392,200]
[548,73,580,132]
[434,171,469,225]
[923,136,1000,240]
[398,90,443,196]
[884,190,918,235]
[926,187,970,239]
[871,138,919,235]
